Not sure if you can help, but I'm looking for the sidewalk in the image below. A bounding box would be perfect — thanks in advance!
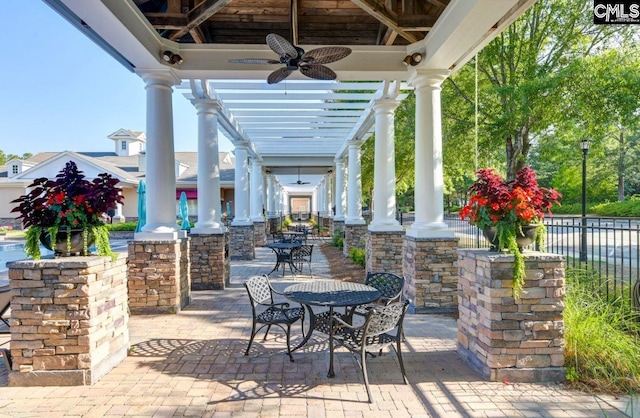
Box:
[0,239,637,417]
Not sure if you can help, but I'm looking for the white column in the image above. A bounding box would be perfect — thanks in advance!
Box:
[327,174,334,217]
[319,178,326,214]
[136,70,182,240]
[231,142,251,226]
[407,70,454,238]
[334,159,346,221]
[312,188,318,212]
[345,140,365,225]
[267,174,276,215]
[190,99,225,234]
[369,99,402,231]
[275,184,283,214]
[250,159,264,222]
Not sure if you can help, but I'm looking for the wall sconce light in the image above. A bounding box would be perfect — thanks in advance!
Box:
[162,50,184,65]
[403,52,423,66]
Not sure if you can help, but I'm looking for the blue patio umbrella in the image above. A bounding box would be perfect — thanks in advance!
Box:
[135,180,146,233]
[226,201,232,217]
[179,191,190,231]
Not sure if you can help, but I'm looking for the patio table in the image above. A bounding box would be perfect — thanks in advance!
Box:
[265,242,302,276]
[283,281,380,377]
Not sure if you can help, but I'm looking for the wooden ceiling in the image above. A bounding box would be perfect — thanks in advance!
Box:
[134,0,450,46]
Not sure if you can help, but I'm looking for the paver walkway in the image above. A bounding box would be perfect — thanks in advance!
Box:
[0,238,637,417]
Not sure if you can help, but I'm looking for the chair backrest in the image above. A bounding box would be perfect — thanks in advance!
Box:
[364,300,409,337]
[365,272,404,301]
[292,244,313,262]
[244,275,273,306]
[633,279,640,310]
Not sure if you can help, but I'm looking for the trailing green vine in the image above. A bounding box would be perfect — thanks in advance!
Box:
[496,222,526,298]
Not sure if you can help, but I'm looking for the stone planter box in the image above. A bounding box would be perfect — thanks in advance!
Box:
[6,254,129,386]
[457,249,565,383]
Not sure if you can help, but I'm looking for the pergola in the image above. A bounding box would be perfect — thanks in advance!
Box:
[43,0,538,308]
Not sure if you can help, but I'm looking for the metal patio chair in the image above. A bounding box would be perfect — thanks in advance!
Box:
[292,244,313,277]
[332,300,410,403]
[244,275,305,362]
[346,272,405,321]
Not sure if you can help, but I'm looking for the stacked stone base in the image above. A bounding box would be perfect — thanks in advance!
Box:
[190,233,228,290]
[366,231,404,275]
[7,255,129,386]
[253,221,267,247]
[403,236,459,313]
[127,239,191,314]
[457,249,565,382]
[229,225,255,260]
[343,224,367,257]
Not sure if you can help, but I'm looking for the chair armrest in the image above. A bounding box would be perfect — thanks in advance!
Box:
[332,314,363,331]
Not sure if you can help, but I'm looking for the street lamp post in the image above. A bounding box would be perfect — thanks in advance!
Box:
[579,138,592,263]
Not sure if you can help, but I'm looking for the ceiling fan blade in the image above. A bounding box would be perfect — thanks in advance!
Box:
[228,58,281,64]
[267,67,293,84]
[300,64,337,81]
[266,33,298,59]
[302,47,352,65]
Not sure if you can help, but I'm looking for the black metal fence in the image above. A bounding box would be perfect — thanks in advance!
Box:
[439,213,640,304]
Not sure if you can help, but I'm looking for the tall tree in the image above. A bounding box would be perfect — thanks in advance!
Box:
[467,0,626,178]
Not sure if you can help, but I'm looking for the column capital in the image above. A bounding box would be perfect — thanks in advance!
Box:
[407,69,450,89]
[372,98,401,113]
[233,140,251,150]
[191,98,223,113]
[136,69,181,87]
[348,139,364,149]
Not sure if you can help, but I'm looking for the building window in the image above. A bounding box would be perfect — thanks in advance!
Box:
[121,141,127,150]
[12,165,18,174]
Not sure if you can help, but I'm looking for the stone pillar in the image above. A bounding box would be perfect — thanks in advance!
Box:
[332,220,345,238]
[189,233,228,290]
[403,236,459,314]
[344,224,367,258]
[366,231,404,275]
[7,255,129,386]
[253,221,266,246]
[190,99,225,235]
[229,225,254,260]
[230,142,254,259]
[344,140,366,257]
[369,99,402,232]
[406,70,453,239]
[128,238,191,314]
[457,249,565,383]
[136,70,181,240]
[334,158,346,222]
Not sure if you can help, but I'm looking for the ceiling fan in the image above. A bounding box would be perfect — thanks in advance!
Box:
[290,168,310,185]
[228,1,351,84]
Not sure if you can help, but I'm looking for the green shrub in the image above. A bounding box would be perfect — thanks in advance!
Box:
[564,267,640,393]
[107,222,138,231]
[349,247,366,268]
[331,229,344,249]
[282,217,292,228]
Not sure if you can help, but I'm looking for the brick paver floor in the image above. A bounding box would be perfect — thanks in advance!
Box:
[0,238,637,417]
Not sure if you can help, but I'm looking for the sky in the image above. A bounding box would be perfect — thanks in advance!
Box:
[1,1,233,157]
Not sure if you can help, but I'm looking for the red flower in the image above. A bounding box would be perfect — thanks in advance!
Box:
[460,167,562,230]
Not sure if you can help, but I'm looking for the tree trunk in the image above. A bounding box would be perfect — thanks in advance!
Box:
[617,130,626,202]
[505,125,531,179]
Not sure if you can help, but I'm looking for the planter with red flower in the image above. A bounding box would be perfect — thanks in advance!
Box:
[459,167,561,297]
[11,161,124,260]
